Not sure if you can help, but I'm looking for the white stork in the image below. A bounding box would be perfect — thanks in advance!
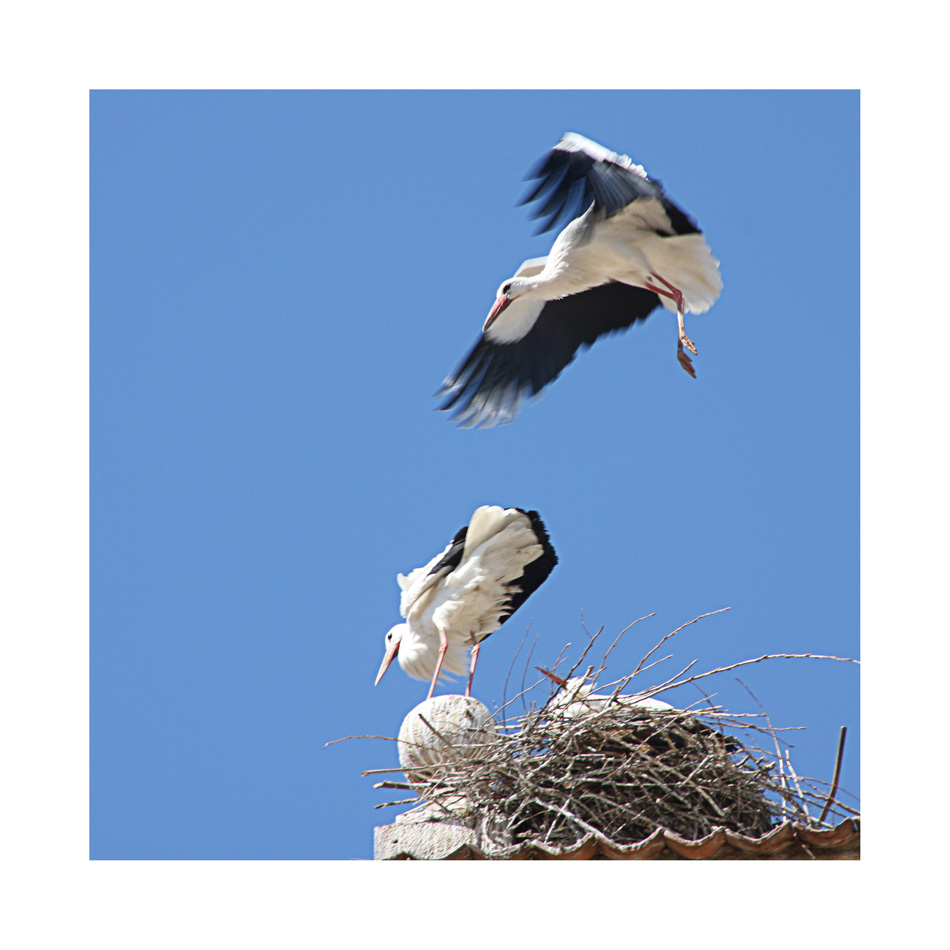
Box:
[375,506,558,700]
[536,667,676,719]
[437,132,722,427]
[537,666,737,750]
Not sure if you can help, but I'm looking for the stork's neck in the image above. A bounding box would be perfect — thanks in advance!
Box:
[524,259,600,301]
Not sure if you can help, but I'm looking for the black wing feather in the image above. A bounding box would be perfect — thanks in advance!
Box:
[498,509,558,626]
[520,139,700,237]
[424,524,468,580]
[428,510,557,642]
[437,282,662,427]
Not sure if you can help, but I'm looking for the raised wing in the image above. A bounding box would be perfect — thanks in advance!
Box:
[397,526,467,617]
[521,132,700,237]
[498,509,558,624]
[462,506,525,562]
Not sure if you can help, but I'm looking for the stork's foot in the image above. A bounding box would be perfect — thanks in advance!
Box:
[677,345,697,378]
[679,331,697,356]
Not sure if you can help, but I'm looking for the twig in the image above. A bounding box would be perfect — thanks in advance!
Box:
[563,625,605,682]
[633,658,699,698]
[737,679,790,797]
[374,798,420,810]
[493,670,549,720]
[518,633,542,713]
[633,608,730,676]
[502,620,533,715]
[819,727,848,824]
[629,652,675,679]
[417,713,458,750]
[533,799,604,840]
[656,653,859,696]
[324,733,395,748]
[593,613,656,680]
[783,749,811,822]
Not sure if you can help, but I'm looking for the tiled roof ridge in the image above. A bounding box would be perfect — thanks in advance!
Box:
[383,817,860,861]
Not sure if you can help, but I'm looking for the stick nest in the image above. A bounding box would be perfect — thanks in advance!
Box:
[400,704,785,846]
[357,610,859,850]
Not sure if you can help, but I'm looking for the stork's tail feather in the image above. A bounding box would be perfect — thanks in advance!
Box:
[649,234,723,315]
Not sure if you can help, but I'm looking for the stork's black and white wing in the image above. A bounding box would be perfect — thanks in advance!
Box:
[521,132,701,237]
[397,524,468,618]
[399,506,558,626]
[498,509,557,623]
[436,281,662,428]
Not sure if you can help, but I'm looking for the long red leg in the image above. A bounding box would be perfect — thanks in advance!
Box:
[465,639,481,698]
[645,272,685,313]
[427,627,449,701]
[643,273,697,377]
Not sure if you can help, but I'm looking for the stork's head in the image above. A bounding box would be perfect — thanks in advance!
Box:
[374,623,406,686]
[483,277,528,332]
[536,666,593,707]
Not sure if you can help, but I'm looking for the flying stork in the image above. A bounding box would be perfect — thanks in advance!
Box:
[437,132,722,427]
[375,506,558,700]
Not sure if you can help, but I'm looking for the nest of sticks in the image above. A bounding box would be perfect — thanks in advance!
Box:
[356,609,859,850]
[404,706,773,845]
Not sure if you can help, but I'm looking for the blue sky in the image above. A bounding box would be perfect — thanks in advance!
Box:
[7,0,950,940]
[89,90,860,860]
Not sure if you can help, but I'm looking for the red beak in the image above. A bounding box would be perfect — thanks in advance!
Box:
[536,666,567,687]
[482,294,512,332]
[375,638,400,686]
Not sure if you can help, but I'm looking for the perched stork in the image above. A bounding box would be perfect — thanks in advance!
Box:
[375,506,558,700]
[537,667,737,751]
[537,667,677,719]
[438,133,722,427]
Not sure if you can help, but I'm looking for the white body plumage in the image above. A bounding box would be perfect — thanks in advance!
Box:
[439,132,723,427]
[490,199,722,345]
[543,674,677,720]
[375,506,557,699]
